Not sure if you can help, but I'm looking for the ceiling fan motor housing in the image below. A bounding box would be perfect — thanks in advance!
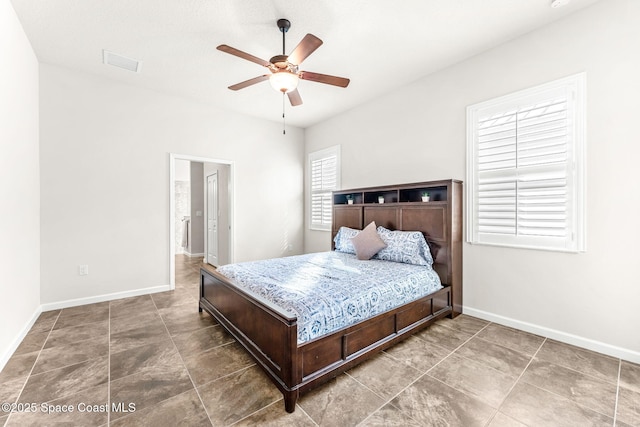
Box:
[270,55,290,68]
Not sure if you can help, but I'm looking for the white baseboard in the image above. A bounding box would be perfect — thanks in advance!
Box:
[40,285,172,311]
[0,305,42,372]
[464,306,640,364]
[1,285,173,371]
[183,251,204,258]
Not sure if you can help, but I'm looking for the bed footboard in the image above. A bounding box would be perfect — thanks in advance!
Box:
[199,265,300,411]
[199,264,452,413]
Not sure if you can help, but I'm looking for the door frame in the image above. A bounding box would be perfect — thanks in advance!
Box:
[169,153,235,289]
[205,171,219,266]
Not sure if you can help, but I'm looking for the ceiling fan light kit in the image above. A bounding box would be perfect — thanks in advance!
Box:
[269,71,299,93]
[217,18,350,107]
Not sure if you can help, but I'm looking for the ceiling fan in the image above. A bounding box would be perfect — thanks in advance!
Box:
[217,19,350,107]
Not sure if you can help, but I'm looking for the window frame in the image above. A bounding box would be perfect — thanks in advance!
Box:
[308,145,341,231]
[466,73,587,253]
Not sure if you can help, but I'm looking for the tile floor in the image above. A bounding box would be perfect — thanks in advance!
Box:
[0,255,638,426]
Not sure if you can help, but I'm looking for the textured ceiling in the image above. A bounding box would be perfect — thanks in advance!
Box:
[12,0,600,128]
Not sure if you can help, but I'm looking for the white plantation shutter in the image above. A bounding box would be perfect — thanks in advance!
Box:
[467,74,586,252]
[309,146,340,230]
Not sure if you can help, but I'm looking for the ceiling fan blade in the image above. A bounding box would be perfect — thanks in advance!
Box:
[228,75,269,91]
[299,71,350,88]
[287,89,303,106]
[287,34,323,65]
[217,45,271,67]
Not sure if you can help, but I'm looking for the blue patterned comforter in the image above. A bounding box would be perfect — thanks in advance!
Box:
[216,251,442,344]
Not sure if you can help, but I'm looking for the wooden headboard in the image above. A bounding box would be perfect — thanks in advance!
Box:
[331,179,463,315]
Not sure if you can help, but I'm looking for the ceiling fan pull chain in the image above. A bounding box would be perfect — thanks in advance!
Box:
[282,93,286,134]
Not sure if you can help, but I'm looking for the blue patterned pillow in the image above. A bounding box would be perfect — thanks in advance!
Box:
[374,226,434,266]
[333,226,360,254]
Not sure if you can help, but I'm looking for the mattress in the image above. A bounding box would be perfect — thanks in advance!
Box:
[216,251,442,344]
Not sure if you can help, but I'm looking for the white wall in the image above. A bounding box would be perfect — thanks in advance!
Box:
[0,0,41,368]
[39,64,304,305]
[305,0,640,361]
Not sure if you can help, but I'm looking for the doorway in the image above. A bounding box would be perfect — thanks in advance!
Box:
[169,153,234,289]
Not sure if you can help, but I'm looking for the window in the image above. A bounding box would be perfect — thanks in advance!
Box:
[466,73,586,252]
[309,145,340,231]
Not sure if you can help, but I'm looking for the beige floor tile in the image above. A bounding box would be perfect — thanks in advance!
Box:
[28,310,60,333]
[437,314,490,335]
[383,335,452,373]
[500,382,613,427]
[109,321,171,354]
[183,341,254,386]
[360,402,424,426]
[109,361,193,421]
[0,351,39,384]
[455,336,532,377]
[0,376,27,406]
[110,294,157,318]
[6,384,108,427]
[110,338,180,381]
[198,365,283,426]
[43,320,108,349]
[172,324,234,357]
[487,412,528,427]
[536,339,620,384]
[428,353,518,408]
[31,336,108,375]
[414,322,473,350]
[109,310,165,335]
[298,374,386,427]
[476,324,545,356]
[232,400,317,427]
[159,309,217,336]
[521,359,617,417]
[620,360,640,393]
[616,386,640,426]
[12,330,49,356]
[53,302,110,330]
[18,357,108,404]
[57,301,110,318]
[109,389,211,427]
[347,352,422,401]
[390,374,494,426]
[151,289,198,310]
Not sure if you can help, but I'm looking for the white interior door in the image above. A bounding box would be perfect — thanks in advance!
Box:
[206,172,219,265]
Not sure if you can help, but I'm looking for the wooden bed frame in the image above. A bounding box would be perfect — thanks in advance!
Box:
[199,179,462,412]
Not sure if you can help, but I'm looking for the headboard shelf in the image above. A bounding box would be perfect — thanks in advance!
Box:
[332,179,463,316]
[333,181,452,205]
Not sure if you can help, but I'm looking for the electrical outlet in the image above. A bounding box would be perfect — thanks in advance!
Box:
[78,265,89,276]
[287,244,293,252]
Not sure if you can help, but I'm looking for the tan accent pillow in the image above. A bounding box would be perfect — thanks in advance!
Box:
[351,221,387,260]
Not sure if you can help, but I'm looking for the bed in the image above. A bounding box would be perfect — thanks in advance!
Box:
[199,179,462,412]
